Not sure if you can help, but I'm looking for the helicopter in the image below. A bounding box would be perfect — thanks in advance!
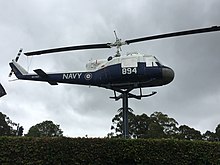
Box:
[9,26,220,138]
[9,26,220,96]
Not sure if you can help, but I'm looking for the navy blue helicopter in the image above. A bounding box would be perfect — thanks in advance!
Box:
[9,50,173,92]
[9,26,220,93]
[9,26,220,137]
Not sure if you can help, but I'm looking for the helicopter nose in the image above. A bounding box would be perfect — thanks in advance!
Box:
[162,67,175,84]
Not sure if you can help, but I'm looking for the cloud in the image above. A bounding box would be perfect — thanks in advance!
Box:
[0,0,220,137]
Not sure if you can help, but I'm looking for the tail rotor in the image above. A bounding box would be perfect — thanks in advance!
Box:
[9,48,23,77]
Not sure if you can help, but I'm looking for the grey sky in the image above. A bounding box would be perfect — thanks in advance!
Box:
[0,0,220,137]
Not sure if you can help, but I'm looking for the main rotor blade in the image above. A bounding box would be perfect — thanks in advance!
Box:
[24,43,111,56]
[125,26,220,44]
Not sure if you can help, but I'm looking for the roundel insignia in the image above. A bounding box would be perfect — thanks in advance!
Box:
[84,73,92,80]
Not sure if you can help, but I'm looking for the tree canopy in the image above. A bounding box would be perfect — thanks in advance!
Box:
[109,111,179,139]
[26,120,63,137]
[1,109,220,141]
[0,112,21,136]
[109,111,218,141]
[0,112,11,136]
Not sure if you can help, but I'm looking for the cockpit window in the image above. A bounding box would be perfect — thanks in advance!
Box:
[145,56,162,67]
[154,56,162,66]
[155,62,162,67]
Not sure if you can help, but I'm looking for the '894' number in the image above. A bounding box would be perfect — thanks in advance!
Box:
[122,67,137,75]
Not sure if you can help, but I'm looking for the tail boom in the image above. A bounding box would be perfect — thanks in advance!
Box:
[9,60,28,78]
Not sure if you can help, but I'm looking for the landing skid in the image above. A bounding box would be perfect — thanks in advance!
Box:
[110,88,157,138]
[110,88,157,101]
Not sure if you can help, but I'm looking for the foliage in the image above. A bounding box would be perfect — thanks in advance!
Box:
[0,112,10,136]
[215,124,220,141]
[18,126,24,136]
[109,111,179,139]
[109,111,220,142]
[110,108,135,138]
[1,137,220,164]
[177,125,202,140]
[203,130,216,141]
[26,120,63,137]
[150,111,179,136]
[0,112,19,136]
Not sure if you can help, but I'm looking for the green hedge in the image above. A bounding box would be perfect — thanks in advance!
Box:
[0,137,220,164]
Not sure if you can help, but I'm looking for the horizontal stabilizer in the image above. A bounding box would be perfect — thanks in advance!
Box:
[34,69,48,78]
[34,69,58,85]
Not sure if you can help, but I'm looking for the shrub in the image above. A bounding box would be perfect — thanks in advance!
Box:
[0,137,220,164]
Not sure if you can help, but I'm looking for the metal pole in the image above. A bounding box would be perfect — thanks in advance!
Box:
[122,91,129,138]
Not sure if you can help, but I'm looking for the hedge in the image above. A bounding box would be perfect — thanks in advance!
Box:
[0,137,220,164]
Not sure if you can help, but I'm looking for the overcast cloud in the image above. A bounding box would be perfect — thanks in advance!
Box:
[0,0,220,137]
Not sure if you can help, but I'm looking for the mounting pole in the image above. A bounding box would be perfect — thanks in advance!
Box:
[122,91,129,138]
[110,88,157,138]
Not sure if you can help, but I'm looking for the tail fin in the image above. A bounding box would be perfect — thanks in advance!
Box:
[9,60,28,78]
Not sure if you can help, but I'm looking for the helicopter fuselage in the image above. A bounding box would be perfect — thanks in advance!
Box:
[9,53,174,90]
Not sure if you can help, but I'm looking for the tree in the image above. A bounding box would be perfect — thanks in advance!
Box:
[0,112,19,136]
[131,113,165,139]
[109,108,135,138]
[109,111,216,141]
[26,120,63,137]
[131,113,151,138]
[109,111,178,139]
[150,112,179,138]
[147,120,165,138]
[215,124,220,141]
[203,131,216,141]
[18,126,24,136]
[177,125,202,140]
[0,112,11,136]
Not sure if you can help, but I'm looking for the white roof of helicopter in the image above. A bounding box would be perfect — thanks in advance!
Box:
[86,53,159,71]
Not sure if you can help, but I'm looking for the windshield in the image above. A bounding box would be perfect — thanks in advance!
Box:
[154,56,163,66]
